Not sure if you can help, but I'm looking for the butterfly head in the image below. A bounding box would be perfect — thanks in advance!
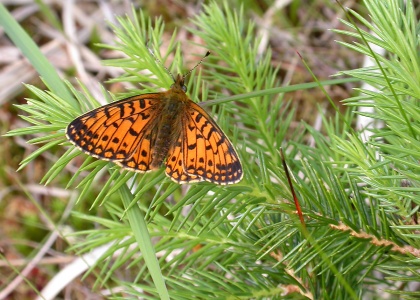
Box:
[171,74,187,93]
[169,51,210,94]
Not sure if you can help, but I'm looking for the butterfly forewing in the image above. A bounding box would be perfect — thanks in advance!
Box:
[174,102,243,185]
[66,95,161,167]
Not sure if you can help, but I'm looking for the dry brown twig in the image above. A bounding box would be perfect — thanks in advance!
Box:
[331,222,420,257]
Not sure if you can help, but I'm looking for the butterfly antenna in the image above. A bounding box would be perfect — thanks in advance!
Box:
[183,51,211,80]
[146,40,175,81]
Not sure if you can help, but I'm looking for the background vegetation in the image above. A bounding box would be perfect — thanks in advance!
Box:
[0,0,419,299]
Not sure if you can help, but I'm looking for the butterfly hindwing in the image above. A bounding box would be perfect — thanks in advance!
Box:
[115,125,159,172]
[165,137,201,183]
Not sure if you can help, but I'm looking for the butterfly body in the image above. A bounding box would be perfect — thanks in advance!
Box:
[67,74,243,184]
[150,76,188,168]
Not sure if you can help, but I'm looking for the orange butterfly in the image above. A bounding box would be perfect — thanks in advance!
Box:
[66,56,243,185]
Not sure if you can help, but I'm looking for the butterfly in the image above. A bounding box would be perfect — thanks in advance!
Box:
[66,59,243,185]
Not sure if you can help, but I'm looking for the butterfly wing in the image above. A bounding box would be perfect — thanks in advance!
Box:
[165,137,202,183]
[66,94,162,172]
[165,101,243,184]
[115,125,159,172]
